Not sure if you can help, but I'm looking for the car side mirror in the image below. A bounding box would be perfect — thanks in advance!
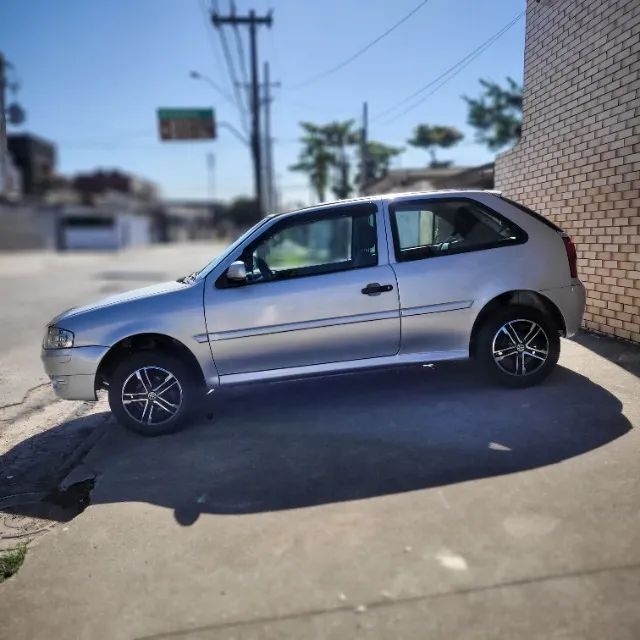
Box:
[226,260,247,283]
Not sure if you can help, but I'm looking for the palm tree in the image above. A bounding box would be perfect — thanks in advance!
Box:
[322,120,359,199]
[359,141,403,186]
[290,122,335,202]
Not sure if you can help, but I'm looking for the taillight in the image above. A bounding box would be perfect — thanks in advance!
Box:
[562,234,578,278]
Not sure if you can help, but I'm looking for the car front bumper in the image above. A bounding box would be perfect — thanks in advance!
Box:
[41,345,109,401]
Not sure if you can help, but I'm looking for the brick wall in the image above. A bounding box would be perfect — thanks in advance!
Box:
[495,0,640,343]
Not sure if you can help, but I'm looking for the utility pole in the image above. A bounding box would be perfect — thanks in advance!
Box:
[360,101,368,195]
[236,66,280,214]
[262,62,280,214]
[212,9,272,217]
[0,54,8,198]
[206,152,216,199]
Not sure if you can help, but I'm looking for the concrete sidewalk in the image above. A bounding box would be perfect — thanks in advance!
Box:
[1,338,639,639]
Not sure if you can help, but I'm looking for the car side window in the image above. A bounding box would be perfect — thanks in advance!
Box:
[227,204,378,286]
[390,199,526,262]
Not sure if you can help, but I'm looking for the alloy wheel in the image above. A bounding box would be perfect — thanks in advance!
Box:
[491,319,549,377]
[121,366,183,425]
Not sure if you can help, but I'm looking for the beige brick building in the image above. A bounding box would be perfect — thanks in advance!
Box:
[495,0,640,343]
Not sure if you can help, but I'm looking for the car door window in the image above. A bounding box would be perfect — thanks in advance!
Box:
[390,199,526,262]
[227,204,378,285]
[257,217,352,272]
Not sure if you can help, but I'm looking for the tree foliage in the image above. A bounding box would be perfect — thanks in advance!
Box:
[322,120,359,199]
[407,124,464,167]
[463,77,523,151]
[361,141,403,184]
[290,122,336,202]
[227,196,260,226]
[291,121,399,200]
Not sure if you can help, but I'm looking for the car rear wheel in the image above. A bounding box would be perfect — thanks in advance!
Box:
[475,305,560,388]
[108,352,199,435]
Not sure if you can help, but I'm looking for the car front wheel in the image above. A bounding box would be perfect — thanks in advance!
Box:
[108,352,198,435]
[475,305,560,387]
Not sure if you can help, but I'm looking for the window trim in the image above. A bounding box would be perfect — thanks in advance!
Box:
[388,196,528,264]
[216,202,379,288]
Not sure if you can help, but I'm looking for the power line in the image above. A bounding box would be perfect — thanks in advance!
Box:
[198,0,249,133]
[230,1,250,88]
[229,0,252,122]
[212,7,273,215]
[377,10,525,125]
[216,12,251,129]
[289,0,432,90]
[378,10,525,123]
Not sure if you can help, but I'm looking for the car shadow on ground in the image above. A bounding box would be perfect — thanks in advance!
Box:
[571,330,640,377]
[1,362,632,526]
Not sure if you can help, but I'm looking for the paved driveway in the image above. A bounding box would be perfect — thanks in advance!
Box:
[1,337,639,639]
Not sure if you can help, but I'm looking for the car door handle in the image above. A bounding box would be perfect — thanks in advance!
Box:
[361,282,393,295]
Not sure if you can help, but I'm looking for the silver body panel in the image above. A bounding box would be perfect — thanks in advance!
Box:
[42,280,219,394]
[41,191,587,400]
[42,345,109,400]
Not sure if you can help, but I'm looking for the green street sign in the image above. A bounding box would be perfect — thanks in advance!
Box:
[157,108,216,141]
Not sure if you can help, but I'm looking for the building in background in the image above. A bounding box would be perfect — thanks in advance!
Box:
[7,133,55,197]
[162,199,221,242]
[59,201,152,251]
[0,163,165,251]
[72,169,158,205]
[1,152,21,200]
[495,0,639,343]
[363,163,494,195]
[57,172,161,250]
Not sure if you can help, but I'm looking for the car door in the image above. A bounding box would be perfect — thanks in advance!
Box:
[385,196,528,355]
[204,201,400,376]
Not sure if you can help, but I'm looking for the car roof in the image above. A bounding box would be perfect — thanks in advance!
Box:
[273,190,503,218]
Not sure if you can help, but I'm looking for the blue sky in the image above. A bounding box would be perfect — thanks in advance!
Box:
[2,0,526,206]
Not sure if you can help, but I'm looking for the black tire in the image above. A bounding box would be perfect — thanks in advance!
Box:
[108,351,200,436]
[475,305,560,388]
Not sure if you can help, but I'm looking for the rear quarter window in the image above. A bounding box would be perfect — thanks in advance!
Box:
[389,198,527,263]
[500,197,564,233]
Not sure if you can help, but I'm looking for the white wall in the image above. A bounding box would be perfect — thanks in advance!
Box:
[63,213,151,250]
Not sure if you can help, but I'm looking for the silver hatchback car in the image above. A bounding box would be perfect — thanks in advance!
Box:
[42,191,586,435]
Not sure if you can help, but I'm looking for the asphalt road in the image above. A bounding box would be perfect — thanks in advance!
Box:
[0,241,224,407]
[1,333,639,638]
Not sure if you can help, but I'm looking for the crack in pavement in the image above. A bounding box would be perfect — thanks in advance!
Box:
[0,382,50,414]
[135,561,640,639]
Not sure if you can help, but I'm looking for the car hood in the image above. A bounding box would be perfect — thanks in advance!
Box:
[51,280,190,324]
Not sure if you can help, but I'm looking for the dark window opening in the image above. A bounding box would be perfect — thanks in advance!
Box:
[390,198,527,263]
[500,196,563,232]
[63,216,115,228]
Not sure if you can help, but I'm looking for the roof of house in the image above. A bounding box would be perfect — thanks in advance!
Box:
[363,162,494,195]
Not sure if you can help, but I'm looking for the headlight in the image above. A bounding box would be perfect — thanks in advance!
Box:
[44,326,74,349]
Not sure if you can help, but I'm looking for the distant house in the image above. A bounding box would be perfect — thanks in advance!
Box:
[363,163,494,195]
[60,196,153,251]
[48,169,165,250]
[7,133,56,197]
[73,169,158,204]
[161,200,221,242]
